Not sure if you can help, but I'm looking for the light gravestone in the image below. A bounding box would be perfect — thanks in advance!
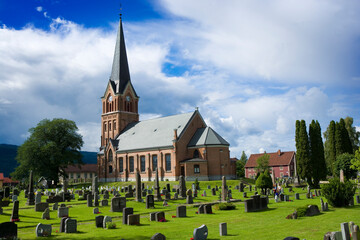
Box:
[219,222,227,236]
[340,169,345,183]
[221,176,227,201]
[42,208,50,220]
[103,216,112,228]
[92,176,99,195]
[59,217,68,232]
[35,193,42,204]
[193,224,208,240]
[341,222,351,240]
[154,168,161,201]
[36,223,52,237]
[58,206,69,218]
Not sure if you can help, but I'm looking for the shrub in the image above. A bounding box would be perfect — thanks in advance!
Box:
[321,177,356,207]
[78,196,85,201]
[218,203,236,210]
[296,205,308,217]
[107,222,116,229]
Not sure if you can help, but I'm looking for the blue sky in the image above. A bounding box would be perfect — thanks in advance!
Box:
[0,0,359,158]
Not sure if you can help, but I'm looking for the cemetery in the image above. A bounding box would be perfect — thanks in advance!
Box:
[0,175,359,239]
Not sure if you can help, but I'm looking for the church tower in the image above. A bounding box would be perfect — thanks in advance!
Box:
[100,15,139,148]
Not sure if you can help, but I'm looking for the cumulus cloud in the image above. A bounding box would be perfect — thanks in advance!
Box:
[36,6,43,12]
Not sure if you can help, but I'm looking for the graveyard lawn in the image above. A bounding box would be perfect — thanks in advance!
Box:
[0,180,359,239]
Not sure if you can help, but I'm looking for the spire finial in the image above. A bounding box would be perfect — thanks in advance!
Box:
[119,3,122,19]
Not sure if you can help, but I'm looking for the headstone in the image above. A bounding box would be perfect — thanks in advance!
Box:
[35,202,49,212]
[306,205,320,216]
[103,191,109,200]
[92,176,99,195]
[150,212,157,221]
[87,194,93,207]
[135,170,142,202]
[94,192,99,207]
[35,193,42,204]
[221,176,227,201]
[352,225,360,240]
[211,188,216,196]
[95,215,104,228]
[10,200,19,221]
[193,224,208,240]
[122,207,133,225]
[239,182,244,192]
[103,215,112,228]
[198,205,205,214]
[295,193,300,200]
[36,223,52,237]
[219,222,227,236]
[243,192,247,198]
[60,217,68,232]
[176,205,186,218]
[0,222,17,239]
[204,204,212,214]
[42,208,50,220]
[341,222,351,240]
[186,195,193,204]
[128,214,140,225]
[356,195,360,204]
[58,206,69,218]
[93,207,99,214]
[111,196,126,212]
[53,202,58,210]
[155,211,165,222]
[146,194,155,209]
[179,175,187,198]
[249,185,252,192]
[340,169,345,183]
[27,170,35,205]
[165,192,171,200]
[65,218,77,233]
[154,168,161,201]
[151,233,166,240]
[166,183,171,193]
[101,199,108,206]
[173,192,178,199]
[203,190,207,197]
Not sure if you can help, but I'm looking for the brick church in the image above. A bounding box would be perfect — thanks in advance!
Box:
[97,16,236,182]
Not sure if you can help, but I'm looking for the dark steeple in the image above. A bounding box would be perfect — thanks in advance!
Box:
[110,15,137,96]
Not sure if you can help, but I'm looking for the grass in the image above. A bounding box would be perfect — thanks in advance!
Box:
[1,180,359,239]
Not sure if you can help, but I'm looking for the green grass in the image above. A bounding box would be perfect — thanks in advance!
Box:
[1,180,359,239]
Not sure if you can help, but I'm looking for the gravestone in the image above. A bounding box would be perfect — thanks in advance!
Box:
[52,202,58,210]
[111,196,126,212]
[135,170,142,202]
[36,223,52,237]
[104,191,109,200]
[198,205,205,214]
[0,222,17,239]
[239,182,244,192]
[146,194,155,209]
[211,188,216,196]
[122,207,133,225]
[249,185,252,192]
[340,169,345,183]
[244,196,268,212]
[103,215,112,228]
[193,224,208,240]
[94,192,99,207]
[356,195,360,204]
[173,192,178,199]
[352,225,360,240]
[186,195,193,204]
[179,175,187,198]
[154,168,161,201]
[341,222,351,240]
[204,204,212,214]
[95,215,104,228]
[27,170,35,205]
[92,176,99,195]
[176,205,186,218]
[166,183,171,193]
[58,206,69,218]
[87,194,93,207]
[101,199,108,206]
[243,192,247,198]
[221,176,227,201]
[203,190,207,197]
[295,193,300,200]
[151,233,166,240]
[150,212,157,221]
[128,214,140,225]
[35,202,49,212]
[11,200,19,221]
[219,222,227,236]
[35,193,42,204]
[93,207,99,214]
[306,205,320,216]
[60,217,68,232]
[165,192,171,200]
[42,208,50,220]
[155,211,165,222]
[65,218,77,233]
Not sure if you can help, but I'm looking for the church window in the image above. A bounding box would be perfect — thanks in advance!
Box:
[108,150,113,162]
[109,122,111,131]
[165,154,171,171]
[104,123,107,131]
[193,150,200,158]
[109,165,113,174]
[119,157,123,173]
[152,155,158,171]
[129,156,134,173]
[114,120,116,130]
[194,164,200,173]
[140,156,146,172]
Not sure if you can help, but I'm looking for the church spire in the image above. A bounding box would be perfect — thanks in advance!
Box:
[109,15,132,95]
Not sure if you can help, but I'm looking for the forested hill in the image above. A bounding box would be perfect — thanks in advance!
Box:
[0,144,98,177]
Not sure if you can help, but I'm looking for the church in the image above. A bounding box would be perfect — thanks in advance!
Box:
[97,16,236,182]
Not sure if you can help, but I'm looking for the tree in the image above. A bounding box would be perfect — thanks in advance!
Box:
[256,153,270,173]
[296,120,312,185]
[309,120,327,188]
[236,151,247,178]
[344,117,360,152]
[255,170,273,195]
[324,120,337,175]
[334,153,357,179]
[12,119,84,185]
[351,147,360,172]
[335,118,353,155]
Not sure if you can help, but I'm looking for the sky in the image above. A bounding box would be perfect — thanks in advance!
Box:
[0,0,359,158]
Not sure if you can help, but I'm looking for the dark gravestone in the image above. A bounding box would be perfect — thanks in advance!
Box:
[13,189,19,196]
[42,208,50,220]
[166,183,171,193]
[0,222,17,239]
[35,202,49,212]
[87,194,93,207]
[193,224,208,240]
[198,205,205,214]
[150,212,157,221]
[179,175,187,198]
[295,193,300,200]
[111,197,126,212]
[46,195,63,203]
[151,233,166,240]
[27,170,35,205]
[36,223,52,237]
[11,200,19,221]
[211,188,216,196]
[219,222,227,236]
[58,206,69,218]
[176,205,186,218]
[60,217,68,232]
[146,195,155,209]
[4,187,10,198]
[356,195,360,204]
[135,170,142,202]
[95,215,104,228]
[204,204,212,214]
[239,182,244,192]
[306,205,320,216]
[65,218,77,233]
[101,199,108,206]
[94,193,99,207]
[122,207,133,225]
[155,211,165,222]
[128,214,140,225]
[283,237,300,240]
[154,168,161,201]
[221,176,227,201]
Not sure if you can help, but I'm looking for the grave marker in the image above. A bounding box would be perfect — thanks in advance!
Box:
[103,215,112,228]
[128,214,140,225]
[122,207,133,225]
[219,222,227,236]
[176,205,186,218]
[193,224,208,240]
[95,215,104,228]
[65,218,77,233]
[36,223,52,237]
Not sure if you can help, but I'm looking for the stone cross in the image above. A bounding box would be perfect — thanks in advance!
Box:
[154,168,161,201]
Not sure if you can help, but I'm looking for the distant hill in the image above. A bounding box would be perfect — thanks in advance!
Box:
[0,144,97,177]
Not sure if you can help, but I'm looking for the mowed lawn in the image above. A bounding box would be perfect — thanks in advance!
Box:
[1,180,359,240]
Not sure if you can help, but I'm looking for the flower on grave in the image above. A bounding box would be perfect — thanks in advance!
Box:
[159,218,166,222]
[190,238,194,240]
[56,230,58,233]
[172,215,176,218]
[195,211,198,214]
[201,194,203,196]
[11,219,20,222]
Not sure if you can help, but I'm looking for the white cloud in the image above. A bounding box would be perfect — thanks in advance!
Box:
[36,6,43,12]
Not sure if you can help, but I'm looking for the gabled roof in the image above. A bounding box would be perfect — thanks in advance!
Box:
[0,173,4,181]
[107,17,138,97]
[115,111,200,152]
[65,164,98,173]
[245,150,295,168]
[188,126,229,147]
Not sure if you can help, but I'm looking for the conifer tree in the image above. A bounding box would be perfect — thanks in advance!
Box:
[335,119,353,155]
[309,120,326,187]
[296,120,312,185]
[324,121,336,175]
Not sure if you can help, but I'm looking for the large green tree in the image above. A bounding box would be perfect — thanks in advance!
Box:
[236,151,248,178]
[295,120,312,185]
[351,147,360,172]
[324,120,337,175]
[344,117,360,152]
[12,118,84,185]
[335,118,353,155]
[334,153,357,179]
[309,120,327,188]
[255,169,273,195]
[256,153,270,173]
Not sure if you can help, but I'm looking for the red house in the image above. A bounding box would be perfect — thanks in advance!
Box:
[244,150,296,179]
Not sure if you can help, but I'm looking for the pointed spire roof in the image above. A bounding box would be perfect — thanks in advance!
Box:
[109,16,138,97]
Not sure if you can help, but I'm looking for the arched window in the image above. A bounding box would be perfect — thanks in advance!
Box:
[108,150,113,162]
[193,149,200,158]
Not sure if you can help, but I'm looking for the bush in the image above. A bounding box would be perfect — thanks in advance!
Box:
[107,222,116,229]
[78,196,85,201]
[321,178,356,207]
[218,203,236,210]
[296,205,308,217]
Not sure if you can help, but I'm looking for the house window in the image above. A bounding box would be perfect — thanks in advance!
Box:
[280,172,284,177]
[280,166,283,170]
[77,174,80,179]
[70,173,73,179]
[119,157,123,172]
[129,156,134,173]
[84,173,87,179]
[90,173,93,178]
[193,149,200,158]
[140,156,146,172]
[109,166,113,174]
[152,155,158,171]
[165,154,171,171]
[108,150,113,162]
[194,164,200,173]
